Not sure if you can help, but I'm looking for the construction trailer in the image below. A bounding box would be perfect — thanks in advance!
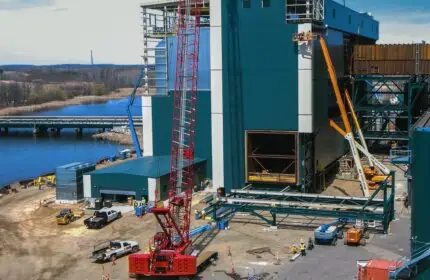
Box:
[142,0,380,194]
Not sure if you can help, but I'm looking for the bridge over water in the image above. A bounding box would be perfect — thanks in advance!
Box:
[0,116,142,134]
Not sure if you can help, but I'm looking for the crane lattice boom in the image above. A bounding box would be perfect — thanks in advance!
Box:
[128,0,202,277]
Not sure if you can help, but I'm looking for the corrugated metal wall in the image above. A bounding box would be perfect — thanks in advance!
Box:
[156,27,210,92]
[324,0,379,41]
[151,91,212,178]
[220,1,352,192]
[312,29,347,170]
[56,162,95,201]
[90,173,148,200]
[221,0,299,192]
[353,44,430,75]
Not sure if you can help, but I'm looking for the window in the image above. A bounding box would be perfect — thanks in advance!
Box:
[348,15,352,24]
[333,8,336,19]
[262,0,270,8]
[243,0,251,8]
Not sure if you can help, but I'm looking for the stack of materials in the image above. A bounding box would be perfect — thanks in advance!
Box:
[56,162,96,203]
[353,44,430,75]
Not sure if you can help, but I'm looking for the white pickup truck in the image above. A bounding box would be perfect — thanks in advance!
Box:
[84,209,121,229]
[91,240,139,262]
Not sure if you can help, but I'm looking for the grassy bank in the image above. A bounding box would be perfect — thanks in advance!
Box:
[0,88,141,116]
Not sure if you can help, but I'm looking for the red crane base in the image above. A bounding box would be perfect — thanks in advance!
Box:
[129,252,197,277]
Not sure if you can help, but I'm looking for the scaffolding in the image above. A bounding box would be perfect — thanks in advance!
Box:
[141,6,176,95]
[140,1,210,96]
[286,0,324,23]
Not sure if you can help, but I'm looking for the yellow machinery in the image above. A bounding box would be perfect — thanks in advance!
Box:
[294,32,390,196]
[319,37,390,194]
[56,208,84,225]
[33,175,56,188]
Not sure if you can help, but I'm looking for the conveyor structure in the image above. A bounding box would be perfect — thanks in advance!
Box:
[209,171,395,233]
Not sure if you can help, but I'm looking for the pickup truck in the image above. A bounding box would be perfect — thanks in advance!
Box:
[84,209,121,229]
[91,240,139,262]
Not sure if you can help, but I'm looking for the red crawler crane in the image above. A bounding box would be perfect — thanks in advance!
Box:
[129,0,202,277]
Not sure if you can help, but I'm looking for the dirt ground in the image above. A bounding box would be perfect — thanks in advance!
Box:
[0,187,313,280]
[0,161,409,280]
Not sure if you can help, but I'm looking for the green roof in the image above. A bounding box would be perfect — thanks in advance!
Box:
[90,156,205,178]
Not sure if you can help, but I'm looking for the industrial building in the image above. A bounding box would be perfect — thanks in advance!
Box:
[83,157,206,202]
[141,0,380,193]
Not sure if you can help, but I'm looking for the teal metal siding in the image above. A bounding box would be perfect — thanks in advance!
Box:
[91,173,148,200]
[313,29,347,169]
[325,0,379,41]
[411,128,430,279]
[223,0,299,131]
[151,92,212,177]
[156,28,211,91]
[221,1,299,192]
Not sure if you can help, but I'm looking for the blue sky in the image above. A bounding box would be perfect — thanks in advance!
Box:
[0,0,429,64]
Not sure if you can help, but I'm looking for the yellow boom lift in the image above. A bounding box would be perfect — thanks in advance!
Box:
[294,33,390,196]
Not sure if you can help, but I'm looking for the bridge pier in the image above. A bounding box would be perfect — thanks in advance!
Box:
[33,127,47,135]
[0,128,8,135]
[50,128,61,136]
[75,128,83,136]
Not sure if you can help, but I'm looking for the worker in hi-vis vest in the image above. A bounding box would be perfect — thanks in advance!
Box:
[300,242,306,256]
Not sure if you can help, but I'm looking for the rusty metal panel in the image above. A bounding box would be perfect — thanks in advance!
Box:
[352,44,430,74]
[353,60,430,75]
[354,44,430,61]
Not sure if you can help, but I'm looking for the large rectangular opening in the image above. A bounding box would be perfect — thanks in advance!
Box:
[246,131,298,185]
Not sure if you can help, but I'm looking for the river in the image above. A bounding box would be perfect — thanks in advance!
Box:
[0,98,142,187]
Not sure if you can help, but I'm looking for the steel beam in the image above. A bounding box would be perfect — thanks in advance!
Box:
[220,197,384,213]
[231,189,384,204]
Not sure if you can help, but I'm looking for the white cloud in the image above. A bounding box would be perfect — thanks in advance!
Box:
[377,12,430,44]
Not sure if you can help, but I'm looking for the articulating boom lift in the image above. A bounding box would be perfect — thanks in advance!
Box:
[294,32,390,197]
[127,69,145,158]
[129,0,202,277]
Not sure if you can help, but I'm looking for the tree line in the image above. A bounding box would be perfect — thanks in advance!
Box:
[0,66,141,108]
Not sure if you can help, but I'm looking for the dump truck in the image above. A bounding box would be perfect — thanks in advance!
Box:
[56,208,84,225]
[91,240,139,263]
[84,209,121,229]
